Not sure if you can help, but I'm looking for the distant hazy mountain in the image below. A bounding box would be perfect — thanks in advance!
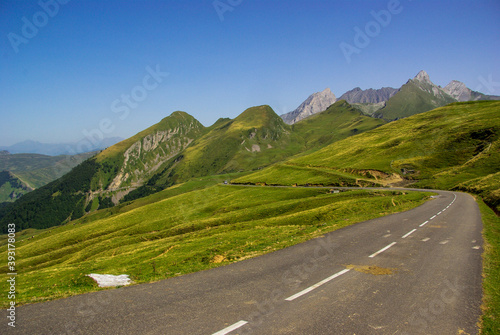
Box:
[443,80,500,102]
[338,87,398,104]
[0,137,123,156]
[280,88,336,124]
[374,70,457,120]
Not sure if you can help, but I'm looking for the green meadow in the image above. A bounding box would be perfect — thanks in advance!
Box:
[0,185,430,307]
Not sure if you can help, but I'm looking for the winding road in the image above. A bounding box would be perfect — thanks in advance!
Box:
[2,188,483,334]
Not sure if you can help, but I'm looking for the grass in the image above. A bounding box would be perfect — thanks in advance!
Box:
[478,198,500,334]
[0,186,431,307]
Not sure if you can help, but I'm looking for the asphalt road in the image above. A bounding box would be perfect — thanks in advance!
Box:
[2,189,483,334]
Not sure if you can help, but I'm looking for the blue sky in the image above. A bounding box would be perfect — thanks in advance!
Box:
[1,0,499,147]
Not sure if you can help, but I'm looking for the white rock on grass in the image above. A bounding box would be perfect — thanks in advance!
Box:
[87,274,133,287]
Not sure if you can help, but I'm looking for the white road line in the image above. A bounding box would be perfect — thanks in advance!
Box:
[402,229,417,239]
[437,211,442,215]
[430,215,437,220]
[421,237,430,242]
[439,240,449,245]
[419,221,429,227]
[212,321,248,335]
[285,269,350,301]
[369,242,397,258]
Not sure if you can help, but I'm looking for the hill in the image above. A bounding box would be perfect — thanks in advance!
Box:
[0,101,387,231]
[125,102,385,201]
[0,171,33,202]
[0,112,206,232]
[234,101,500,211]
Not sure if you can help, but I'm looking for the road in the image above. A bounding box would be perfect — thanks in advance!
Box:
[2,189,483,334]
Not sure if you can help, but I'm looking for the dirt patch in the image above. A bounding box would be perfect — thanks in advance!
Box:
[211,255,227,263]
[346,264,395,275]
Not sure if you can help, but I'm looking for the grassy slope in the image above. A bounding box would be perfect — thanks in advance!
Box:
[0,152,95,187]
[376,79,456,120]
[236,101,500,209]
[0,186,430,307]
[478,198,500,334]
[291,100,386,152]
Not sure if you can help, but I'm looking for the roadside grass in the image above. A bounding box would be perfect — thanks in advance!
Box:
[478,198,500,334]
[232,164,381,187]
[0,186,431,307]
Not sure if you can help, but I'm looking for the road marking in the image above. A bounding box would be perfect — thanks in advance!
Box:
[472,246,481,250]
[369,242,397,258]
[430,215,437,220]
[212,321,248,335]
[419,221,429,227]
[437,211,442,215]
[383,233,392,238]
[402,229,417,239]
[439,240,449,245]
[285,269,350,301]
[421,237,430,242]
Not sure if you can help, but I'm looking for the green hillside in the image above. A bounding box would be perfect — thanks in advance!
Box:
[0,171,33,202]
[0,184,430,306]
[125,102,385,201]
[235,101,500,211]
[291,100,386,151]
[0,112,206,232]
[375,77,456,120]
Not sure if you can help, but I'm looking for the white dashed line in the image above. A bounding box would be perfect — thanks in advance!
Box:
[285,269,351,301]
[402,229,417,239]
[369,242,397,258]
[419,221,429,227]
[439,240,449,245]
[212,321,248,335]
[421,237,430,242]
[430,215,437,220]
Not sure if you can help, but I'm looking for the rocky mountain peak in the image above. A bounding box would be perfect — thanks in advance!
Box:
[280,88,337,125]
[414,70,432,84]
[443,80,472,102]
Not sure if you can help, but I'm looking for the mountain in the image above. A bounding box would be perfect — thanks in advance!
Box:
[374,70,457,120]
[0,137,123,156]
[443,80,500,102]
[280,88,336,125]
[338,87,398,104]
[235,100,500,211]
[0,101,388,231]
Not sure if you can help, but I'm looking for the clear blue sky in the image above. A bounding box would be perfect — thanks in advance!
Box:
[1,0,499,146]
